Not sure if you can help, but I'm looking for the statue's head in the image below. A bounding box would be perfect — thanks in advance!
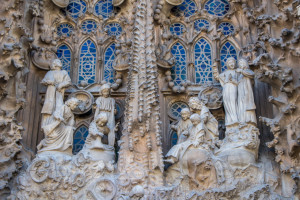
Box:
[190,113,201,126]
[226,57,236,70]
[100,83,111,98]
[188,97,203,111]
[95,112,108,127]
[50,59,62,70]
[180,108,191,121]
[66,97,80,110]
[238,58,249,70]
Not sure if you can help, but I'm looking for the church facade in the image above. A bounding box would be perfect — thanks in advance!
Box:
[0,0,299,199]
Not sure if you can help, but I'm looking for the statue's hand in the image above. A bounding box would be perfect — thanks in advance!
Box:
[193,141,199,147]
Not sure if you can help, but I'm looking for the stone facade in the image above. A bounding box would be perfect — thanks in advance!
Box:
[0,0,300,199]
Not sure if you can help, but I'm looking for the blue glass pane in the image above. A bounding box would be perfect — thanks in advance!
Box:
[94,0,114,19]
[194,19,210,31]
[220,41,237,71]
[171,131,178,146]
[81,20,97,33]
[170,23,185,36]
[104,43,116,83]
[218,22,234,35]
[170,102,188,119]
[105,23,122,36]
[194,38,212,83]
[57,23,74,37]
[204,0,230,17]
[171,43,187,85]
[171,0,197,17]
[72,126,89,154]
[79,40,96,84]
[66,0,87,20]
[57,44,71,75]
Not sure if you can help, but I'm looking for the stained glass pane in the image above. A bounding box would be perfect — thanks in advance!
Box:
[218,22,234,35]
[57,23,74,37]
[204,0,230,17]
[79,40,97,84]
[104,43,116,83]
[171,131,178,146]
[105,23,122,36]
[170,102,188,119]
[220,41,237,72]
[81,20,97,33]
[194,19,210,31]
[72,125,89,154]
[194,38,212,83]
[171,0,197,17]
[57,44,71,75]
[94,0,114,19]
[171,43,187,85]
[66,0,87,20]
[170,23,185,36]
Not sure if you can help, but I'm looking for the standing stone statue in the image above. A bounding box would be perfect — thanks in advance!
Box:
[37,97,79,155]
[171,108,192,144]
[237,58,257,125]
[95,84,116,146]
[188,97,218,142]
[213,58,239,127]
[41,59,71,126]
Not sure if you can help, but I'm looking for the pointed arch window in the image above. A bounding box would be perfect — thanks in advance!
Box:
[72,125,89,154]
[171,132,178,146]
[171,43,187,86]
[57,44,72,75]
[104,43,116,83]
[78,39,97,84]
[220,41,237,72]
[194,38,213,83]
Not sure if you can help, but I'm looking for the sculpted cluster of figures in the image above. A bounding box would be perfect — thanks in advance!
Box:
[37,59,116,162]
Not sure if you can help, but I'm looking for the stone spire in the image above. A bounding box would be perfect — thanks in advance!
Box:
[117,0,164,194]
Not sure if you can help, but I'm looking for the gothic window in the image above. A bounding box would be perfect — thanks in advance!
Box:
[66,0,87,20]
[171,43,187,86]
[78,39,97,84]
[57,44,72,74]
[218,22,234,36]
[72,125,89,154]
[171,132,178,146]
[81,20,97,33]
[169,101,188,120]
[204,0,230,17]
[105,23,122,36]
[194,38,213,83]
[171,0,197,17]
[104,43,116,83]
[170,23,186,36]
[57,23,73,37]
[194,19,210,31]
[94,0,114,19]
[220,41,237,71]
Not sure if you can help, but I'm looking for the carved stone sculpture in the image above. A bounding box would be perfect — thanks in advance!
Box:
[37,97,80,155]
[213,58,239,127]
[237,58,257,125]
[95,84,116,147]
[41,59,71,127]
[170,108,192,144]
[81,112,115,162]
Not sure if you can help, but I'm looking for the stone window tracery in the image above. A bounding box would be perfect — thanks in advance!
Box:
[66,0,87,20]
[78,39,97,84]
[218,22,235,36]
[81,20,97,33]
[194,19,210,31]
[220,41,237,71]
[57,44,72,74]
[105,23,123,36]
[204,0,230,16]
[170,23,186,36]
[104,43,116,83]
[72,125,89,155]
[57,23,74,37]
[169,101,188,120]
[171,42,187,86]
[194,38,213,83]
[171,0,197,17]
[171,131,178,146]
[94,0,114,19]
